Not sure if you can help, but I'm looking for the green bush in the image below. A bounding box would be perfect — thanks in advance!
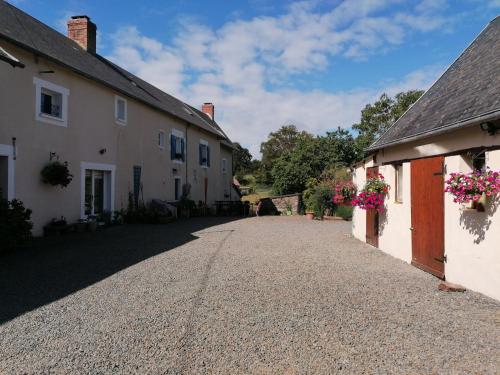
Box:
[0,196,33,252]
[335,205,353,220]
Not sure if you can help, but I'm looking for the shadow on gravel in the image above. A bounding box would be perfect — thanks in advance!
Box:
[0,217,241,325]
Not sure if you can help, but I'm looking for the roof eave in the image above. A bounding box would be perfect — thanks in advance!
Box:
[367,109,500,152]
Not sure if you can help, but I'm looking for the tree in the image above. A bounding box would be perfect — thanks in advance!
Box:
[271,137,326,195]
[353,90,423,156]
[260,125,313,184]
[318,127,358,168]
[232,142,253,179]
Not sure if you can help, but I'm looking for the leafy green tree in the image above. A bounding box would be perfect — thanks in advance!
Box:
[260,125,313,184]
[271,137,326,195]
[353,90,423,156]
[318,127,358,168]
[232,142,253,179]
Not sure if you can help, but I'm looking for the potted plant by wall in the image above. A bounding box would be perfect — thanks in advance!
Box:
[87,215,97,232]
[352,173,389,212]
[445,168,500,211]
[41,161,73,188]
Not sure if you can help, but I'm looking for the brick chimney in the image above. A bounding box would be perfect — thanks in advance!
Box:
[67,16,97,53]
[202,103,215,120]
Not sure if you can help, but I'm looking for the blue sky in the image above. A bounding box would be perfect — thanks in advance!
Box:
[9,0,500,156]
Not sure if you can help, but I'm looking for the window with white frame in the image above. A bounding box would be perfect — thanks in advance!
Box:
[34,77,69,127]
[170,130,185,162]
[394,164,403,203]
[199,140,210,167]
[158,131,165,149]
[115,96,127,125]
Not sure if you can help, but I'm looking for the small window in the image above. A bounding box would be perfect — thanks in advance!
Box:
[394,164,403,203]
[170,131,185,162]
[34,77,69,127]
[115,96,127,125]
[41,88,62,118]
[472,152,486,172]
[174,177,181,201]
[199,140,210,167]
[158,131,165,149]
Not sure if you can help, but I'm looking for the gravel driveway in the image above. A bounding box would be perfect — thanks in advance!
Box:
[1,216,499,374]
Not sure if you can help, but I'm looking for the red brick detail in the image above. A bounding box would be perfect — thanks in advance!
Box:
[67,16,96,53]
[202,103,215,120]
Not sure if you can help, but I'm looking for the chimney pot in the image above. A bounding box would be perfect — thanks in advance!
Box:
[67,15,97,53]
[202,103,215,120]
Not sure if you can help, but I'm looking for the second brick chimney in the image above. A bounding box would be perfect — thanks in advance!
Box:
[202,103,215,120]
[67,16,97,53]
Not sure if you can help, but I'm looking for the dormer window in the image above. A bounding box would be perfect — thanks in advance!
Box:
[34,77,69,127]
[115,96,127,125]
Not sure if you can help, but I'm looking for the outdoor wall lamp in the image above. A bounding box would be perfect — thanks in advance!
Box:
[480,121,500,135]
[99,148,107,155]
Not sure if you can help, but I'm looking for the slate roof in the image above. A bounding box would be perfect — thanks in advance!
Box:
[0,1,232,144]
[369,16,500,151]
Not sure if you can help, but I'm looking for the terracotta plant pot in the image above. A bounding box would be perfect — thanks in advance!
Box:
[305,212,314,220]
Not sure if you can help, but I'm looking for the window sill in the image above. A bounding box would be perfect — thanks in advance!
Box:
[173,159,184,164]
[393,201,403,204]
[37,113,67,127]
[115,118,127,126]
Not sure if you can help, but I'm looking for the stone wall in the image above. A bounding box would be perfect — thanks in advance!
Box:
[270,194,302,215]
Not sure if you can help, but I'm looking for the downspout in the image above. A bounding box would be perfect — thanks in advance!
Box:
[185,123,189,186]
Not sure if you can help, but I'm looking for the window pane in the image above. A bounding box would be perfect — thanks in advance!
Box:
[117,99,125,121]
[396,165,403,202]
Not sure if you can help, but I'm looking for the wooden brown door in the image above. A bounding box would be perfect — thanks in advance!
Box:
[411,156,445,279]
[366,166,379,247]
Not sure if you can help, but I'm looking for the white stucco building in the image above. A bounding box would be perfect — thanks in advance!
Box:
[353,16,500,301]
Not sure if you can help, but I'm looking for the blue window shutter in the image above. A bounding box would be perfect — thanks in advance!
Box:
[199,144,203,165]
[207,146,211,167]
[170,135,176,160]
[181,138,185,161]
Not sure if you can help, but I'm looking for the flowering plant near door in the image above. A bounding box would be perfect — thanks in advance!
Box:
[351,173,389,212]
[332,181,357,204]
[444,169,500,209]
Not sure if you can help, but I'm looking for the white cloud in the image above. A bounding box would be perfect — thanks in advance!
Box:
[106,0,450,157]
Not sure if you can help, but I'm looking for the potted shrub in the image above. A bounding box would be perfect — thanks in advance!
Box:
[41,161,73,188]
[352,173,389,212]
[445,168,500,211]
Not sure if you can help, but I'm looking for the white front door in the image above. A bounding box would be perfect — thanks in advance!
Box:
[80,162,115,219]
[84,169,110,216]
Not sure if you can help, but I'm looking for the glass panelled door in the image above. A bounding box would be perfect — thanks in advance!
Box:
[84,170,108,216]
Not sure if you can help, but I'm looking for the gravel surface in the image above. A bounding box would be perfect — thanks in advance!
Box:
[1,216,499,374]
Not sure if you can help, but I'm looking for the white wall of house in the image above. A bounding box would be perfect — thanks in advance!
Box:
[444,150,500,301]
[353,127,500,301]
[0,40,233,235]
[377,163,412,264]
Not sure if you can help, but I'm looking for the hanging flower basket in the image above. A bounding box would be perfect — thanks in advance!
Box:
[352,173,389,212]
[41,161,73,188]
[333,181,357,206]
[445,169,500,211]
